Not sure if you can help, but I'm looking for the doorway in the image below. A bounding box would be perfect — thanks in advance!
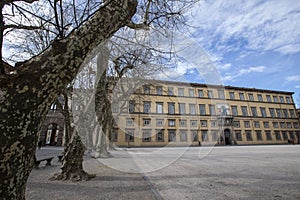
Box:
[224,129,231,145]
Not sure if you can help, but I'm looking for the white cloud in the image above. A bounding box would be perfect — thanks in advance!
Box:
[295,85,300,88]
[222,66,266,82]
[286,75,300,82]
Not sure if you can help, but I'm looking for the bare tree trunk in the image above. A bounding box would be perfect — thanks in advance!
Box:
[0,1,137,198]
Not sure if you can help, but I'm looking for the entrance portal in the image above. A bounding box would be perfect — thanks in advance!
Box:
[224,129,231,145]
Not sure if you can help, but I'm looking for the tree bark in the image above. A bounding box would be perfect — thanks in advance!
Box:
[0,1,137,199]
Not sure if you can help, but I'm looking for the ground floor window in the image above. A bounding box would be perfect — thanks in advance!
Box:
[275,131,281,141]
[256,131,262,141]
[191,131,198,142]
[235,131,242,141]
[156,130,164,142]
[180,131,187,142]
[142,130,152,142]
[212,131,218,141]
[265,131,272,141]
[246,131,253,141]
[282,131,288,140]
[125,130,134,142]
[201,130,208,141]
[168,130,176,142]
[111,129,118,142]
[289,131,295,140]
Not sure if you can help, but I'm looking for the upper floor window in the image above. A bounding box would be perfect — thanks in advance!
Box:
[179,120,187,127]
[179,103,186,114]
[189,89,195,97]
[208,90,213,98]
[218,90,225,99]
[231,106,238,116]
[200,120,207,127]
[254,121,260,128]
[209,104,216,115]
[178,88,184,97]
[282,109,289,118]
[198,89,204,97]
[263,121,269,128]
[251,107,257,117]
[279,96,284,103]
[143,101,151,113]
[244,121,250,128]
[276,108,282,118]
[156,119,164,127]
[239,93,245,100]
[266,95,272,102]
[143,119,151,126]
[241,106,248,116]
[168,119,176,127]
[269,108,275,118]
[286,96,291,103]
[168,103,175,114]
[190,120,197,127]
[156,102,163,114]
[156,86,163,95]
[289,109,296,118]
[199,104,206,115]
[144,85,150,94]
[273,96,278,103]
[168,87,174,96]
[229,92,235,100]
[129,100,135,113]
[257,94,263,102]
[189,104,196,115]
[260,107,267,117]
[126,118,134,126]
[248,93,254,101]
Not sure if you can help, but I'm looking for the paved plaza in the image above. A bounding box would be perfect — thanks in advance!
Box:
[27,145,300,199]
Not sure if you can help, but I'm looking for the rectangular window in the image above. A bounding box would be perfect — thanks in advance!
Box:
[289,109,295,118]
[144,85,150,94]
[282,109,288,118]
[269,108,275,118]
[143,101,151,113]
[254,121,260,128]
[263,121,269,128]
[126,118,134,126]
[233,121,240,128]
[168,87,174,96]
[125,130,134,142]
[212,131,218,141]
[112,129,118,142]
[229,92,235,100]
[218,90,225,99]
[293,122,299,129]
[191,131,198,142]
[179,103,186,114]
[272,122,279,128]
[273,96,278,103]
[156,86,163,95]
[200,120,207,127]
[279,96,284,103]
[244,121,250,128]
[211,120,217,127]
[156,102,163,114]
[251,107,257,117]
[209,104,216,115]
[168,103,175,114]
[199,104,206,115]
[241,106,248,116]
[142,130,151,142]
[156,131,164,142]
[168,130,176,142]
[289,131,295,140]
[280,122,285,128]
[246,131,253,141]
[256,131,262,141]
[168,119,176,127]
[275,131,281,141]
[235,131,242,141]
[260,107,267,117]
[239,93,245,100]
[156,119,164,127]
[282,131,288,140]
[129,100,135,113]
[180,131,187,142]
[190,120,197,127]
[231,106,238,116]
[178,88,184,97]
[189,89,195,97]
[208,90,213,98]
[286,122,292,128]
[201,130,208,141]
[286,96,291,103]
[179,120,187,127]
[248,93,254,101]
[276,108,282,118]
[257,94,263,102]
[266,95,272,102]
[265,131,272,141]
[198,89,204,97]
[143,119,151,126]
[189,104,196,115]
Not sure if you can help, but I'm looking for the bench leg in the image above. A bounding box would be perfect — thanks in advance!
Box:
[35,161,41,169]
[46,159,52,166]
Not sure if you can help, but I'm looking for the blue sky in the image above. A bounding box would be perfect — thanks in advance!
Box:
[161,0,300,107]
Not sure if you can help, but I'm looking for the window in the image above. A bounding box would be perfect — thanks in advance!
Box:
[229,92,235,100]
[179,103,186,114]
[275,131,281,141]
[241,106,248,116]
[212,131,218,141]
[263,121,269,128]
[168,102,175,114]
[189,89,195,97]
[143,101,151,113]
[269,108,275,118]
[168,119,176,127]
[144,85,150,94]
[180,131,187,142]
[190,120,197,127]
[168,87,174,95]
[218,90,225,99]
[293,122,299,129]
[129,100,135,113]
[279,96,284,103]
[112,104,119,113]
[254,121,260,128]
[280,122,285,128]
[189,104,196,115]
[156,86,163,95]
[200,120,207,127]
[239,93,245,100]
[179,120,187,127]
[201,130,208,141]
[199,104,206,115]
[289,109,295,118]
[260,107,267,117]
[282,131,288,140]
[286,122,292,128]
[286,96,291,103]
[265,131,272,141]
[257,94,263,102]
[282,109,288,118]
[272,122,279,128]
[276,108,282,118]
[156,119,164,127]
[126,118,134,126]
[211,120,217,127]
[178,88,184,97]
[233,121,240,128]
[289,131,295,140]
[231,106,238,116]
[168,130,176,142]
[256,131,262,141]
[142,130,151,142]
[251,107,257,117]
[125,130,134,142]
[143,119,151,126]
[198,89,204,97]
[244,121,250,128]
[112,129,118,142]
[246,131,253,141]
[266,95,272,102]
[235,131,242,141]
[191,131,198,142]
[273,96,278,103]
[209,104,216,115]
[248,93,254,101]
[156,102,163,114]
[156,131,164,142]
[208,90,213,98]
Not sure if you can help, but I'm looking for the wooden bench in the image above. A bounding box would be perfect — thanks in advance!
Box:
[35,157,54,168]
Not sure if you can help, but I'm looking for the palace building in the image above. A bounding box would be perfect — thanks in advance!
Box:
[111,80,300,147]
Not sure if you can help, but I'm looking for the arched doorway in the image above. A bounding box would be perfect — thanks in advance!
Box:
[45,123,59,145]
[224,129,231,145]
